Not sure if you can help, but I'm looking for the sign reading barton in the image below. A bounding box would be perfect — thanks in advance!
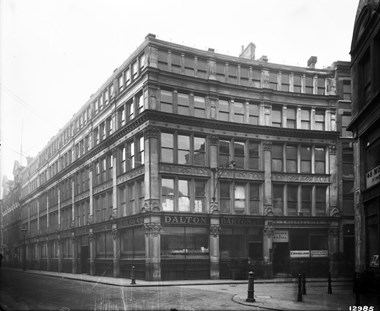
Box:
[162,215,209,225]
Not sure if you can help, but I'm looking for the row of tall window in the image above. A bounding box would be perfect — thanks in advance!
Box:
[156,48,329,95]
[158,89,332,130]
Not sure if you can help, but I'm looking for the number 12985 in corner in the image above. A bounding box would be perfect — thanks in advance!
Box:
[349,306,375,311]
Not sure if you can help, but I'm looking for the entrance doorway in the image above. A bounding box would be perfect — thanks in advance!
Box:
[80,246,89,274]
[273,243,289,275]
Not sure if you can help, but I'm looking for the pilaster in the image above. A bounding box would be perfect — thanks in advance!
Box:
[89,230,96,275]
[71,232,78,274]
[112,224,120,278]
[143,215,161,281]
[263,142,273,216]
[209,218,221,279]
[142,127,160,213]
[263,224,274,278]
[57,235,63,272]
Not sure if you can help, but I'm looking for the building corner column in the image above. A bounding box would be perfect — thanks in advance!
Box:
[143,216,161,281]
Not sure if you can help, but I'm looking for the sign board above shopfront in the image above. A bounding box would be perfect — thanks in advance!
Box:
[366,164,380,189]
[311,250,328,257]
[273,230,289,243]
[290,250,310,258]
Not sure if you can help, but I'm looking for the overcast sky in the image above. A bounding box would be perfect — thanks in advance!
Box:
[0,0,359,196]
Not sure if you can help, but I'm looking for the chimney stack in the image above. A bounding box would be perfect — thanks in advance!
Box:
[307,56,318,68]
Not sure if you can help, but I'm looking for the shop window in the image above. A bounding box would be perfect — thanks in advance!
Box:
[220,182,231,213]
[234,101,244,123]
[272,106,282,127]
[315,147,325,174]
[96,232,113,258]
[178,93,190,115]
[286,145,297,173]
[249,183,260,215]
[301,146,311,173]
[234,184,246,214]
[161,227,209,259]
[290,230,308,250]
[248,141,259,170]
[310,235,328,251]
[272,144,283,172]
[249,102,259,125]
[194,96,206,118]
[301,186,312,216]
[287,185,298,216]
[121,228,145,258]
[315,109,325,131]
[273,184,283,216]
[218,99,229,121]
[234,141,245,168]
[287,107,296,128]
[161,133,174,163]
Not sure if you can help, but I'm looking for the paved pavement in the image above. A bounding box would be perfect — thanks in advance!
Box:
[1,267,371,310]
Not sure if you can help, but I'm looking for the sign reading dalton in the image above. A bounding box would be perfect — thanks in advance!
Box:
[163,215,209,225]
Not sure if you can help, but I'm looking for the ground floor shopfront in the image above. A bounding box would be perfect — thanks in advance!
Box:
[16,213,352,280]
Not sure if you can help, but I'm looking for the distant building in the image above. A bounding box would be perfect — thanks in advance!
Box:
[348,0,380,299]
[1,34,354,280]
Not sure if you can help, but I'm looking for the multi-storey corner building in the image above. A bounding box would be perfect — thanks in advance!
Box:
[349,0,380,290]
[1,34,354,280]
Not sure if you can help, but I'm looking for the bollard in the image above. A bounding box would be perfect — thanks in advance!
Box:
[297,274,303,302]
[302,273,306,295]
[131,266,136,285]
[327,271,332,294]
[246,271,256,302]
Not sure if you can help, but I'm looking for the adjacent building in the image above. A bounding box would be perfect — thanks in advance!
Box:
[1,34,354,280]
[348,0,380,295]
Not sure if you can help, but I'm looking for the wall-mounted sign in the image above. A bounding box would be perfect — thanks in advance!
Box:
[370,254,379,268]
[290,250,310,258]
[162,215,209,225]
[366,165,380,189]
[311,250,328,257]
[273,230,289,243]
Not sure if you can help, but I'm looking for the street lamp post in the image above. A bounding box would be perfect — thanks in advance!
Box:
[21,227,27,271]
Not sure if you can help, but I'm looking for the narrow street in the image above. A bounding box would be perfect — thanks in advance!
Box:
[0,269,256,311]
